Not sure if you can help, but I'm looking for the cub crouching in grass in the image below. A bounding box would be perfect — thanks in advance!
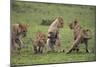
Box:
[33,32,47,54]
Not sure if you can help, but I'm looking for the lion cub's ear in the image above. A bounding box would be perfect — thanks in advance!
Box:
[19,23,30,27]
[18,23,23,28]
[58,16,63,19]
[26,24,30,27]
[56,16,63,21]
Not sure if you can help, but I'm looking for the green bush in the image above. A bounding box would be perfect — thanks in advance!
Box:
[40,19,53,26]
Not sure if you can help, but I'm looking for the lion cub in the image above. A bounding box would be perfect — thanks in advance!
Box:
[33,32,47,54]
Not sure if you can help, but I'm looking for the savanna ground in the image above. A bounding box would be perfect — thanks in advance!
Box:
[11,1,96,66]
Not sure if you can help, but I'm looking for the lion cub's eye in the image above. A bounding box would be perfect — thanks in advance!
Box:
[23,30,26,32]
[61,23,63,24]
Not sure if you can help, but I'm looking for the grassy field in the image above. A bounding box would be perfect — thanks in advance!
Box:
[11,1,96,66]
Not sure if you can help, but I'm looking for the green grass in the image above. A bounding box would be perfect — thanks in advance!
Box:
[11,1,96,66]
[11,52,95,65]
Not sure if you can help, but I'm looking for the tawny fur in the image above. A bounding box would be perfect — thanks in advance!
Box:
[67,19,91,53]
[11,23,29,52]
[33,32,47,54]
[47,16,64,52]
